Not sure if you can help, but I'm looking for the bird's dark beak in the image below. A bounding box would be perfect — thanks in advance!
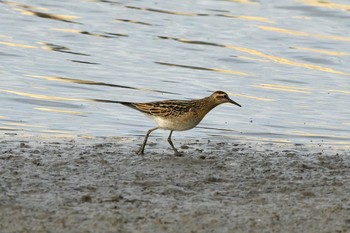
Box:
[228,98,241,107]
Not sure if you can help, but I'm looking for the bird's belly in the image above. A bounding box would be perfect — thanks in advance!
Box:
[153,115,202,131]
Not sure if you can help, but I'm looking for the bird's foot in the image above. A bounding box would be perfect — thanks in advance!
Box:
[174,150,183,157]
[136,148,145,155]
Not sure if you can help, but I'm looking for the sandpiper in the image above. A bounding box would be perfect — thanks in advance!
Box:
[119,91,241,155]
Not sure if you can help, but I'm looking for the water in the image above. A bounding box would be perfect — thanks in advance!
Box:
[1,0,349,149]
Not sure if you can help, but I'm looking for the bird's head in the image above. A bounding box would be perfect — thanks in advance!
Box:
[210,91,241,107]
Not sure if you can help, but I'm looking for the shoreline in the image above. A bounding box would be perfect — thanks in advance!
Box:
[1,135,349,232]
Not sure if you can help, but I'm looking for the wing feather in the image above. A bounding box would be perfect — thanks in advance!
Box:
[129,100,202,118]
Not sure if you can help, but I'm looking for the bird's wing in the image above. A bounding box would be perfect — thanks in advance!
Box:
[129,100,198,118]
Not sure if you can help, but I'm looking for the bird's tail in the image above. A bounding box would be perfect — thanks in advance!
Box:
[91,98,136,109]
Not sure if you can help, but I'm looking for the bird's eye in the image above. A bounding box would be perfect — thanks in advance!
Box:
[217,94,227,99]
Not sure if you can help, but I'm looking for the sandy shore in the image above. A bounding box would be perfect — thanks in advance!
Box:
[1,134,349,233]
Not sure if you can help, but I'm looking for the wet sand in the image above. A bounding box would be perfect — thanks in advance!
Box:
[1,134,349,233]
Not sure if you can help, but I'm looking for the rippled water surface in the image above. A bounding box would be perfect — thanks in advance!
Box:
[1,0,349,149]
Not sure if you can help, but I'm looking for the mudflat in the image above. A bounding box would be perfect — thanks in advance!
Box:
[1,135,349,233]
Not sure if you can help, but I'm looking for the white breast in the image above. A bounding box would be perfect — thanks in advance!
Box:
[146,114,203,131]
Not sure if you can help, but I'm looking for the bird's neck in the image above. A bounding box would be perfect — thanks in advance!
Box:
[200,97,221,114]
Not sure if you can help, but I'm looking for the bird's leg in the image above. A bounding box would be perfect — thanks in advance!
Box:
[167,130,181,156]
[137,127,158,155]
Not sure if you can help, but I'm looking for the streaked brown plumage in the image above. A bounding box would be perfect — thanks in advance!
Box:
[119,91,241,155]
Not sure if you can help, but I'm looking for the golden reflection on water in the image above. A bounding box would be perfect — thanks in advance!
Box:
[30,85,47,90]
[0,41,36,49]
[0,1,47,11]
[225,0,259,4]
[126,5,203,16]
[292,46,348,56]
[0,127,18,131]
[2,122,45,128]
[41,129,76,135]
[227,92,274,102]
[233,55,270,62]
[229,133,350,150]
[13,8,80,23]
[155,62,249,76]
[292,16,312,20]
[255,138,292,143]
[225,134,292,143]
[218,14,275,23]
[328,89,350,95]
[28,75,101,85]
[158,36,349,75]
[257,26,350,42]
[0,39,91,55]
[0,89,85,102]
[253,84,312,94]
[300,0,350,11]
[225,45,349,75]
[34,107,87,115]
[1,1,81,23]
[292,131,350,140]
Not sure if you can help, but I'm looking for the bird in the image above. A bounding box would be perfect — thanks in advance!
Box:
[93,91,241,155]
